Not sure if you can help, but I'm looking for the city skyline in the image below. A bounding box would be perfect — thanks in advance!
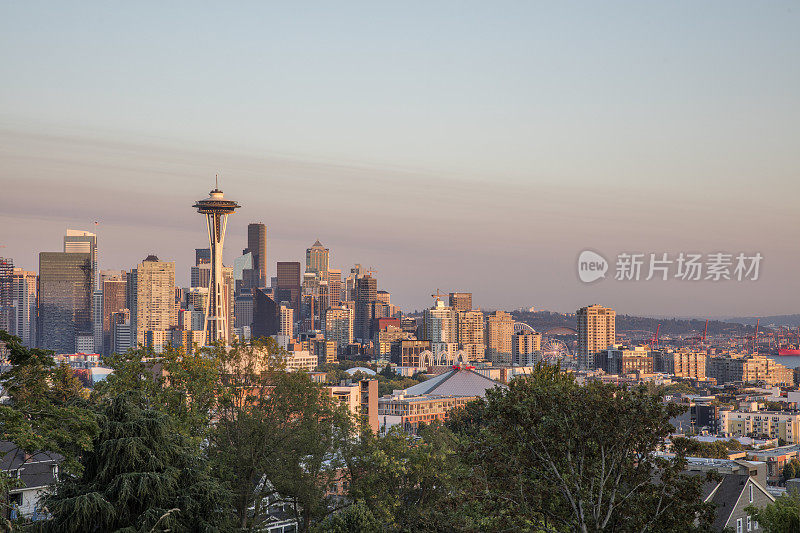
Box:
[2,2,799,316]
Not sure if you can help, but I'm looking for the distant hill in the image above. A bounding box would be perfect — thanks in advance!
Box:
[511,310,755,336]
[721,314,800,327]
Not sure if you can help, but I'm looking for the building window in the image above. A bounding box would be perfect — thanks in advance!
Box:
[747,516,752,531]
[749,484,753,503]
[737,518,743,533]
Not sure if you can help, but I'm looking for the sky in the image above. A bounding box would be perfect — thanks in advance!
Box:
[1,2,798,317]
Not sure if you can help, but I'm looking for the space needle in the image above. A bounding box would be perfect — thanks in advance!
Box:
[193,176,240,345]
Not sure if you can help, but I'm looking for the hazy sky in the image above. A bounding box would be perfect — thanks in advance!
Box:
[1,2,798,316]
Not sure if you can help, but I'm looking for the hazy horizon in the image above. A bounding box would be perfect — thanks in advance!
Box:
[2,2,798,317]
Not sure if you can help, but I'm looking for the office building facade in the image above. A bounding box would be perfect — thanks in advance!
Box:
[37,252,93,354]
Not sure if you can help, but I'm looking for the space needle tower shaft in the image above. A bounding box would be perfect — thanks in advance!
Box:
[193,176,240,345]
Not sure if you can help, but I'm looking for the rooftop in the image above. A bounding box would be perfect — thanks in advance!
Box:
[402,365,507,398]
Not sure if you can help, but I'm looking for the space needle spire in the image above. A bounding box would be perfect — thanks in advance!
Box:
[193,177,240,345]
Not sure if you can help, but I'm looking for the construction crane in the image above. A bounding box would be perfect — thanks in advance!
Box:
[431,289,447,304]
[754,318,760,355]
[649,323,661,349]
[365,267,379,277]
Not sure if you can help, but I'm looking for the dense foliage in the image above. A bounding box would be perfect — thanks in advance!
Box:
[746,492,800,533]
[0,332,721,532]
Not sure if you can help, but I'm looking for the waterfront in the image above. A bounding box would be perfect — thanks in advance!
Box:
[767,355,800,369]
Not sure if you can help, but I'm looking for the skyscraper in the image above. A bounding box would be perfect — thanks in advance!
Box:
[0,257,13,333]
[327,269,342,309]
[64,229,97,287]
[10,268,37,347]
[195,248,211,266]
[252,287,279,340]
[92,290,103,353]
[276,261,301,314]
[355,275,377,341]
[577,304,616,370]
[325,306,354,353]
[101,272,127,355]
[246,223,267,288]
[449,292,472,313]
[305,240,329,275]
[38,252,92,353]
[193,181,240,345]
[133,255,177,346]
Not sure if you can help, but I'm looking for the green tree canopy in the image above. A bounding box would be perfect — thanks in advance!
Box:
[746,492,800,533]
[445,362,716,532]
[0,331,98,522]
[42,392,231,533]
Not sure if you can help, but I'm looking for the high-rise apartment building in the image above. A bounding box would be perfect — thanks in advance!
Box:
[0,257,13,334]
[457,310,485,362]
[486,311,514,364]
[133,255,177,346]
[355,275,377,341]
[325,306,354,352]
[276,261,301,314]
[449,292,473,313]
[305,240,329,275]
[423,300,458,344]
[576,305,616,370]
[38,252,93,354]
[279,305,294,338]
[10,268,37,347]
[512,330,542,366]
[327,269,342,309]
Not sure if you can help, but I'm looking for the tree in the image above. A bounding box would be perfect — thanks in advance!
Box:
[446,362,716,533]
[0,331,98,522]
[93,343,223,444]
[313,499,381,533]
[782,459,800,483]
[207,338,350,532]
[41,392,231,532]
[343,423,466,532]
[745,492,800,533]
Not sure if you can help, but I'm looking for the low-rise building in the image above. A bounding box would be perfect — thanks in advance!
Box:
[708,355,792,386]
[378,363,506,434]
[596,346,653,375]
[656,350,707,380]
[746,445,800,485]
[284,350,317,372]
[721,410,800,445]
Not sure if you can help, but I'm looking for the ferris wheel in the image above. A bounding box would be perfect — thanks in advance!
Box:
[541,338,570,361]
